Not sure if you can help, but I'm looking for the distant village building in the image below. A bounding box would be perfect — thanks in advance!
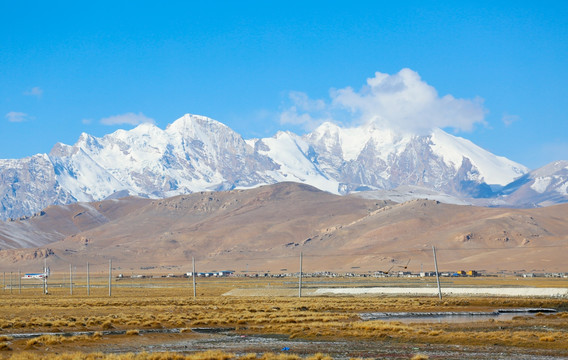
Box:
[186,270,234,277]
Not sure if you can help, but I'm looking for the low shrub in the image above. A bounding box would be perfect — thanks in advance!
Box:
[411,355,429,360]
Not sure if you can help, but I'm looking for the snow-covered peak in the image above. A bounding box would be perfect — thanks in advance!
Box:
[527,161,568,196]
[129,121,162,136]
[530,160,568,177]
[166,113,230,137]
[49,142,76,158]
[487,160,568,207]
[307,121,410,162]
[75,132,103,151]
[430,128,527,185]
[311,121,342,139]
[254,130,340,194]
[273,130,300,141]
[306,122,344,158]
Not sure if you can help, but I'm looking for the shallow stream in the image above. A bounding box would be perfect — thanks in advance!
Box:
[5,309,566,359]
[360,308,558,324]
[117,331,566,360]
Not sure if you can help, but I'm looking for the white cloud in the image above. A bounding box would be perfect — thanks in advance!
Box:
[100,112,155,126]
[5,111,29,123]
[23,86,43,97]
[288,91,327,112]
[280,91,333,131]
[502,113,520,127]
[280,68,487,134]
[280,107,322,131]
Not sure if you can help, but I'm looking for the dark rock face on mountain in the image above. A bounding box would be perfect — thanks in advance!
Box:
[0,154,77,220]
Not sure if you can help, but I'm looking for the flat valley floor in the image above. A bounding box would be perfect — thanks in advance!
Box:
[1,276,567,359]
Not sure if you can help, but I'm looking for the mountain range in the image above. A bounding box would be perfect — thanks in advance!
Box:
[1,114,567,221]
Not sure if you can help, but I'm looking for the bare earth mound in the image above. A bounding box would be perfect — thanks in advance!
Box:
[0,182,567,273]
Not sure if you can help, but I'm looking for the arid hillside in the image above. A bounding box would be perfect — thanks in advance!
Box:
[0,196,150,249]
[0,182,567,274]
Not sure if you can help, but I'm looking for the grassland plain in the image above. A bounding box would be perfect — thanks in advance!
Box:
[0,276,567,359]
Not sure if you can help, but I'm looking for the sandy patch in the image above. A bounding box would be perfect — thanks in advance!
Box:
[224,287,568,298]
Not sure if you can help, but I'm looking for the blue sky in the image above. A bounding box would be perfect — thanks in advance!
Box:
[1,1,567,169]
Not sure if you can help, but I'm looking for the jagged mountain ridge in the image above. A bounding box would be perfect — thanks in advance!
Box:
[480,160,568,208]
[250,123,527,196]
[0,113,559,220]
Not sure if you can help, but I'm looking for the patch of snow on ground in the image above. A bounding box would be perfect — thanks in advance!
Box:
[556,180,568,196]
[355,186,470,205]
[531,177,551,193]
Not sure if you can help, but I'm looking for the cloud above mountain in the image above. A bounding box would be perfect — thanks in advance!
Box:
[281,68,487,134]
[280,92,333,131]
[100,112,155,126]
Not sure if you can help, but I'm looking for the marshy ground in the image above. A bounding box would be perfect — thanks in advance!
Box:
[0,276,567,359]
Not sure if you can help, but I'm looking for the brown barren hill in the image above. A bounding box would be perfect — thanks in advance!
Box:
[0,182,567,273]
[0,196,150,249]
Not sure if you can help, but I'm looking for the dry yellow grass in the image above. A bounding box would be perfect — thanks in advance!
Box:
[1,276,567,357]
[23,333,104,349]
[410,355,429,360]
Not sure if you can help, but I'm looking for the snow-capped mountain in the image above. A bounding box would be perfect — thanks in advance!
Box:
[0,113,554,221]
[296,121,527,196]
[482,160,568,207]
[49,115,280,201]
[0,154,76,220]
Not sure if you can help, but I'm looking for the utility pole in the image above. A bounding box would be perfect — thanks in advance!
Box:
[108,259,112,297]
[87,262,90,296]
[69,264,73,295]
[192,257,196,299]
[298,252,303,298]
[432,245,442,300]
[43,257,48,295]
[19,270,21,294]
